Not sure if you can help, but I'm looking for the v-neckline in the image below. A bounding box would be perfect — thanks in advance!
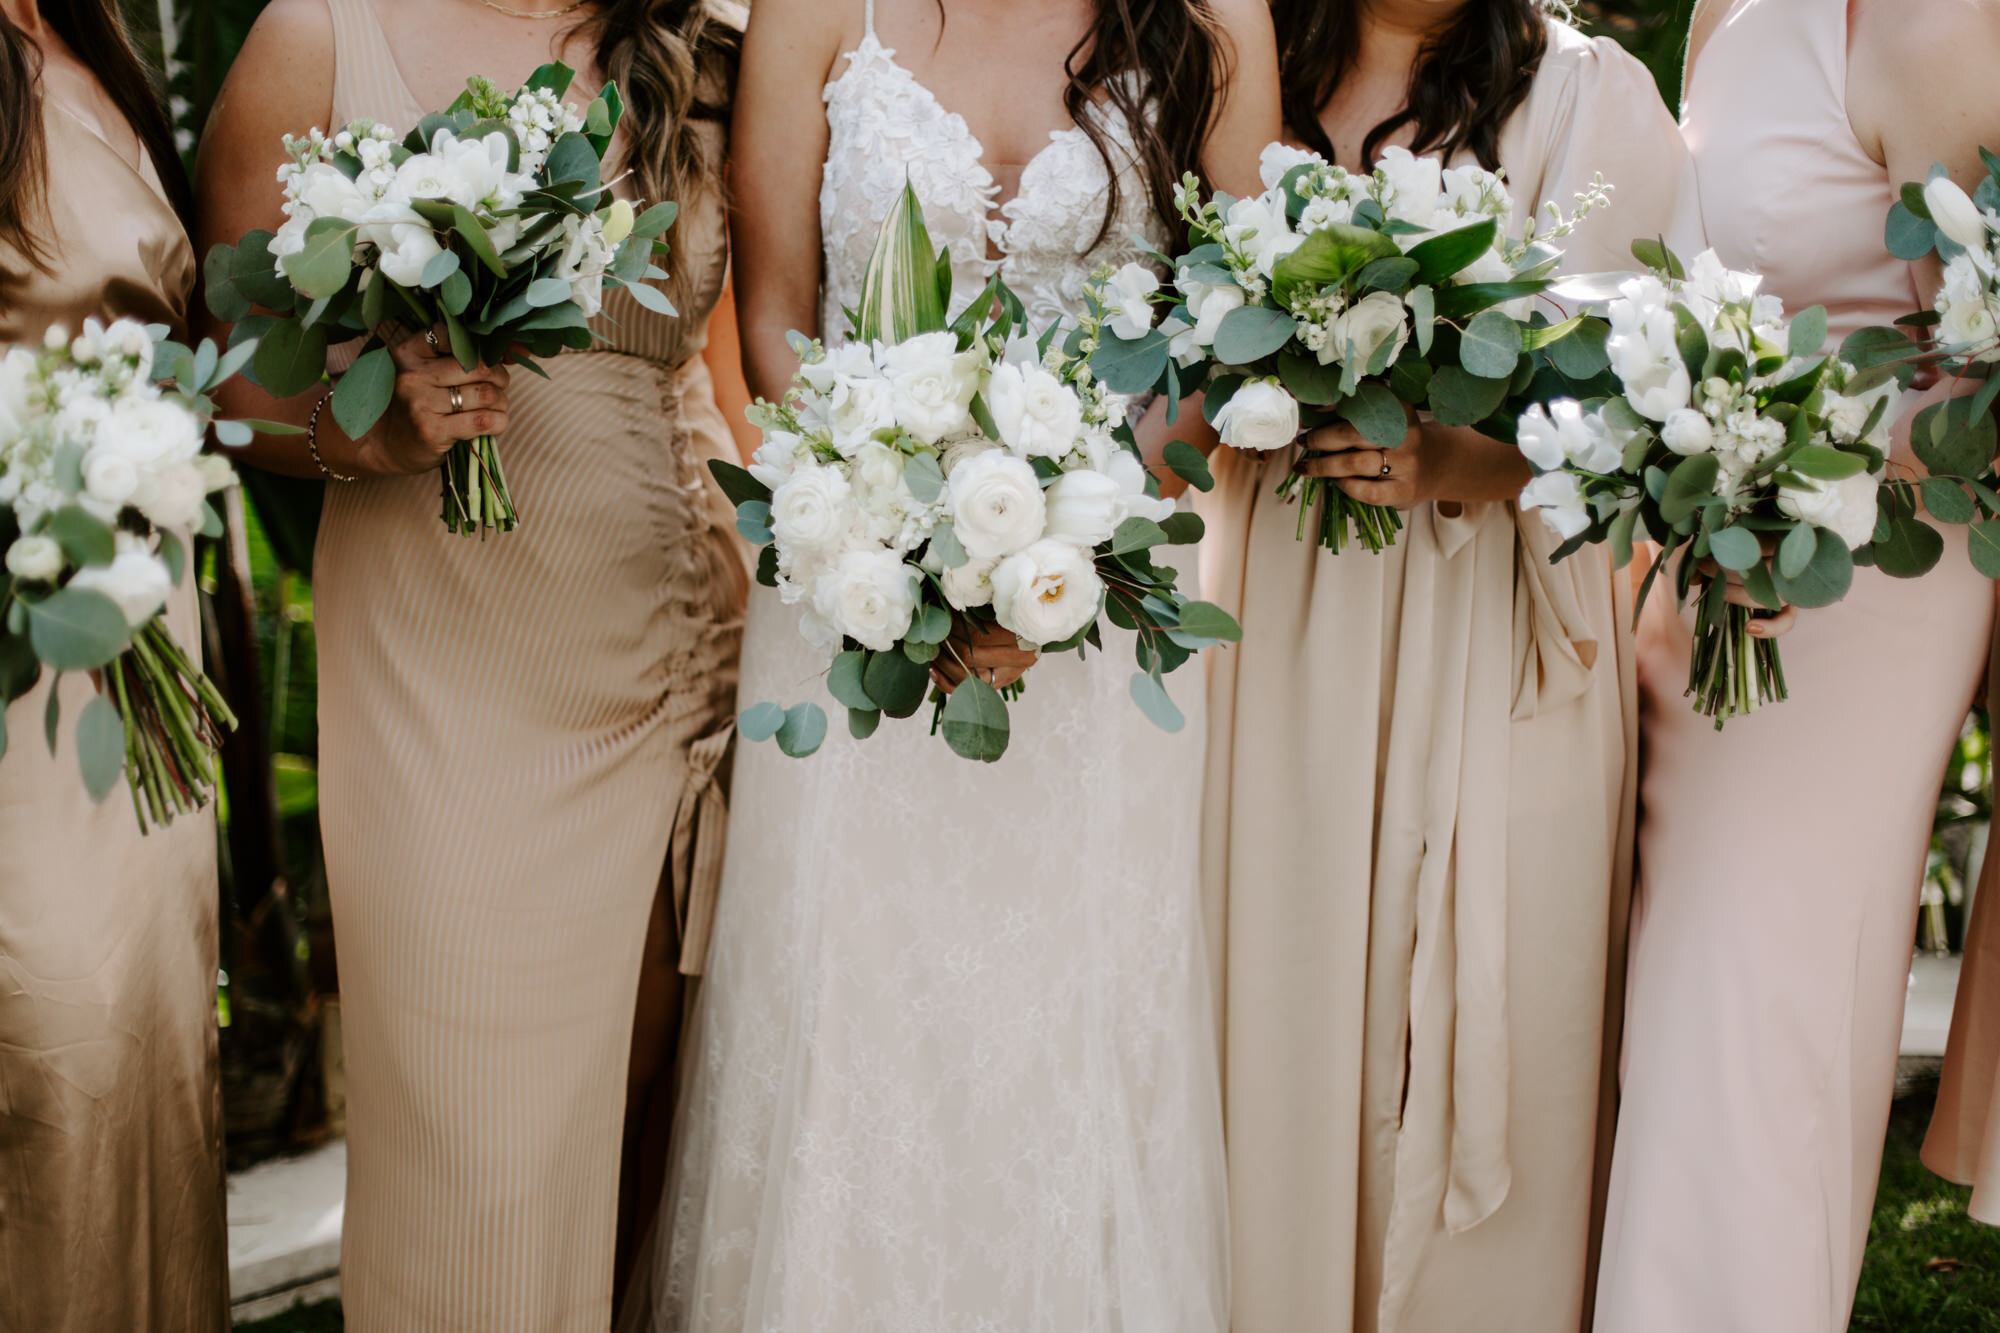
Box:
[45,98,166,204]
[826,32,1087,247]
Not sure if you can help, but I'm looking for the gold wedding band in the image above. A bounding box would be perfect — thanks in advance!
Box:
[449,385,465,413]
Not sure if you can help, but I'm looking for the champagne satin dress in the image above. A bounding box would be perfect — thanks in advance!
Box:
[313,2,747,1327]
[0,101,226,1331]
[1593,2,1998,1328]
[1200,23,1701,1333]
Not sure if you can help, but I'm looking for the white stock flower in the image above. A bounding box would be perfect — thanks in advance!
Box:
[1212,379,1300,452]
[1925,177,1991,252]
[1100,263,1161,341]
[68,533,172,628]
[769,465,853,556]
[1778,471,1879,550]
[1330,290,1409,370]
[1298,194,1357,232]
[5,534,62,582]
[1518,400,1622,473]
[1259,142,1321,191]
[1659,407,1716,456]
[878,332,981,445]
[1519,470,1591,540]
[940,554,999,610]
[811,546,918,652]
[986,361,1084,459]
[991,538,1103,644]
[945,450,1046,559]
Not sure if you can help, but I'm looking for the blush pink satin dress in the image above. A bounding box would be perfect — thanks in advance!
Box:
[1593,2,1997,1330]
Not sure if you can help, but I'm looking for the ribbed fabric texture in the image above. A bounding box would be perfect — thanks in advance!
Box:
[316,3,745,1328]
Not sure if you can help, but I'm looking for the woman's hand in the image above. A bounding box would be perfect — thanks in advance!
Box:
[354,329,512,477]
[1694,547,1799,640]
[931,616,1038,694]
[1292,412,1533,512]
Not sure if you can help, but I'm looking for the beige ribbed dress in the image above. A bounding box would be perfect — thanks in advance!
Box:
[1199,23,1701,1333]
[313,3,747,1327]
[0,103,226,1331]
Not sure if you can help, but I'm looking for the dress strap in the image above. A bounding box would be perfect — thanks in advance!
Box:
[862,0,876,38]
[322,0,420,127]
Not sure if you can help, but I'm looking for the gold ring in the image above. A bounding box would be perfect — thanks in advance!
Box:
[449,385,465,413]
[426,329,441,352]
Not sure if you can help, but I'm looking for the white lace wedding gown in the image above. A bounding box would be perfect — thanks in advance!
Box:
[639,11,1227,1332]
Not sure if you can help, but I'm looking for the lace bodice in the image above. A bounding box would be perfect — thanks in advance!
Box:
[818,25,1166,334]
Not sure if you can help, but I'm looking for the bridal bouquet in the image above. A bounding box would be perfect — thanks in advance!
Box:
[1514,246,1922,726]
[1088,142,1612,551]
[715,185,1237,762]
[0,318,254,826]
[204,62,678,535]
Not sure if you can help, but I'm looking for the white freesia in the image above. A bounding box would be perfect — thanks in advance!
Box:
[1100,263,1161,341]
[769,465,853,555]
[946,449,1046,559]
[1924,176,1991,252]
[1519,469,1591,540]
[68,534,174,628]
[1518,399,1624,473]
[986,360,1085,459]
[991,538,1103,644]
[879,331,980,444]
[1777,470,1879,550]
[5,534,61,582]
[1212,378,1300,452]
[1607,275,1693,421]
[811,546,918,652]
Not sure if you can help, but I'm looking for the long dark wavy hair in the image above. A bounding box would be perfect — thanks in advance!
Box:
[1271,0,1551,172]
[1060,0,1230,248]
[579,0,742,210]
[0,1,190,273]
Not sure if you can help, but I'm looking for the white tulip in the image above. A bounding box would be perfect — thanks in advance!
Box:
[1925,176,1991,252]
[1211,379,1300,453]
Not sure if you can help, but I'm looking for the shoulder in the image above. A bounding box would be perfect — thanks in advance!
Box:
[215,0,336,118]
[236,0,336,64]
[1524,18,1676,127]
[1533,18,1663,94]
[1852,0,2000,83]
[1204,0,1278,50]
[742,0,853,63]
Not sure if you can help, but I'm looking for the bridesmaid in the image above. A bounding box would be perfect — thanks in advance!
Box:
[199,0,747,1326]
[1930,734,2000,1223]
[0,4,229,1329]
[1595,1,2000,1329]
[1200,2,1701,1329]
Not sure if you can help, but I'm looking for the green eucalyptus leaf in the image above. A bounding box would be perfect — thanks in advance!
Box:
[738,700,786,742]
[1458,310,1525,378]
[1173,600,1241,642]
[76,695,124,803]
[827,651,875,710]
[849,706,882,739]
[1788,305,1829,358]
[1968,518,2000,577]
[1777,519,1817,579]
[1128,671,1186,732]
[941,676,1010,762]
[26,588,128,670]
[1336,382,1409,448]
[1705,525,1762,573]
[864,647,930,718]
[1212,305,1298,366]
[1921,477,1977,524]
[1770,527,1854,608]
[331,345,397,440]
[708,459,771,508]
[1427,366,1509,428]
[1090,328,1170,396]
[251,319,329,400]
[1162,439,1213,493]
[1872,514,1945,579]
[775,701,828,758]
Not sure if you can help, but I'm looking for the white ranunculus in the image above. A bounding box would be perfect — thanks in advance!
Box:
[1181,280,1246,348]
[1778,470,1879,550]
[1222,191,1303,276]
[986,361,1084,459]
[1518,470,1591,540]
[1330,290,1409,371]
[1259,141,1322,191]
[811,546,919,652]
[1925,176,1991,252]
[81,449,140,511]
[97,396,203,468]
[141,465,209,532]
[1100,263,1161,341]
[1212,378,1300,452]
[769,465,853,555]
[1375,146,1444,228]
[940,554,999,610]
[1659,407,1716,456]
[1041,467,1125,547]
[879,331,981,445]
[990,538,1103,644]
[68,534,172,628]
[946,450,1046,559]
[5,534,62,582]
[376,221,446,288]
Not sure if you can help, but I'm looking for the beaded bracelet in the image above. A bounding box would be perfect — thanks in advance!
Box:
[307,390,356,483]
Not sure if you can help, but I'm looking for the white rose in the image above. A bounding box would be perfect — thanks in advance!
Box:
[1777,470,1879,551]
[878,331,981,445]
[1259,141,1322,191]
[1924,176,1991,252]
[990,538,1103,645]
[769,465,853,555]
[1042,467,1125,547]
[810,546,919,652]
[940,554,999,610]
[1100,263,1161,341]
[1518,470,1591,540]
[1374,146,1444,228]
[986,361,1085,459]
[1659,407,1716,456]
[1330,289,1409,371]
[68,533,173,628]
[1211,378,1300,452]
[5,534,63,582]
[375,221,445,288]
[946,450,1046,559]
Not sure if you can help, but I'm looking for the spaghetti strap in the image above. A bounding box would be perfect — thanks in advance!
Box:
[861,0,875,38]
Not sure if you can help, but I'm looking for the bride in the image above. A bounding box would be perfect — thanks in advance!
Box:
[627,0,1278,1327]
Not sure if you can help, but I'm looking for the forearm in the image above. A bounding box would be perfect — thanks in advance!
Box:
[1428,422,1532,509]
[1134,389,1218,500]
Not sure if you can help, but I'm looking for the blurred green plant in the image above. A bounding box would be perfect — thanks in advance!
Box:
[1575,0,1697,111]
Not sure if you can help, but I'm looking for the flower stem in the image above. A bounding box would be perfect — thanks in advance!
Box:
[1686,584,1788,728]
[440,433,518,537]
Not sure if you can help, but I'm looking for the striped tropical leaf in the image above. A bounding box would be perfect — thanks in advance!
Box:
[855,181,950,343]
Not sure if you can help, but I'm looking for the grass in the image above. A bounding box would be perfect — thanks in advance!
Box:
[233,1088,2000,1332]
